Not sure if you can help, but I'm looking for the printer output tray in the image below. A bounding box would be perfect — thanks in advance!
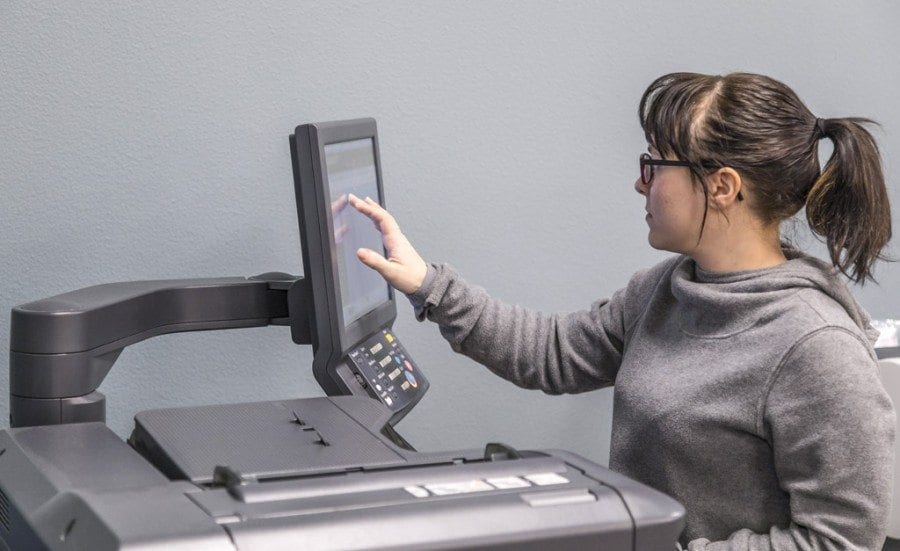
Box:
[0,396,684,550]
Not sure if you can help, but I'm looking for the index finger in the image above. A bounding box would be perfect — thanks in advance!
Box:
[348,194,401,235]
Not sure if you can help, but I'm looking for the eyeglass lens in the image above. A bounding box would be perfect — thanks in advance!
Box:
[640,153,654,185]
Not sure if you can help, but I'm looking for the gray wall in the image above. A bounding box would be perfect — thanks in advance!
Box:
[2,1,898,465]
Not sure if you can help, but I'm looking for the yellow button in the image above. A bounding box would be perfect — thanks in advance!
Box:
[385,333,394,343]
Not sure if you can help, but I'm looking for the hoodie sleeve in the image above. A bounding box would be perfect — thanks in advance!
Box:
[686,327,896,551]
[405,262,664,394]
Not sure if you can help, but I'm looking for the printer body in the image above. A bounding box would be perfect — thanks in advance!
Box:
[0,119,685,550]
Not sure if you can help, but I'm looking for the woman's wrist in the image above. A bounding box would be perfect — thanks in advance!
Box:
[409,263,437,299]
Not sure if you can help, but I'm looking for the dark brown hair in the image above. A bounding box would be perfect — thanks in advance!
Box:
[638,72,892,284]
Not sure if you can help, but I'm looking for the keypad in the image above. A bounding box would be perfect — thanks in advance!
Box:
[346,329,426,412]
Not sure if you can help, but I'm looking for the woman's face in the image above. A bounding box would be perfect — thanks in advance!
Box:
[634,147,708,254]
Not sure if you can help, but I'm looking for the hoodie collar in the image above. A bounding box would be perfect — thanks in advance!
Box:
[669,248,878,344]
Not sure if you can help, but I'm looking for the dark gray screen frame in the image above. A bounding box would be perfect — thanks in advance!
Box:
[291,119,397,372]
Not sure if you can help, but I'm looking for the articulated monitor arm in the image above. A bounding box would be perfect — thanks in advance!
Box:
[9,274,312,428]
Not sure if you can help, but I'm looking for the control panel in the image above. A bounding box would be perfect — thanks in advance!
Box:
[346,329,428,412]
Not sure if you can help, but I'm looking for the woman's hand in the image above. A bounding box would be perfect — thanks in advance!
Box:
[348,194,428,295]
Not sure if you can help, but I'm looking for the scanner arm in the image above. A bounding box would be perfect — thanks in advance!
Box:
[9,273,312,428]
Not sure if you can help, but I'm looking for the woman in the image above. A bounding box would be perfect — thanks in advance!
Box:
[348,72,896,550]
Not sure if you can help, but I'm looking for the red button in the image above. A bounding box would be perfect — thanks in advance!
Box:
[404,360,414,372]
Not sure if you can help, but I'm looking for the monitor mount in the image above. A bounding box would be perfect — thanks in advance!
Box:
[8,273,327,428]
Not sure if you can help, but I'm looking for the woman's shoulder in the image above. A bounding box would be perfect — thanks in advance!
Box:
[613,255,686,333]
[777,250,879,346]
[624,254,685,295]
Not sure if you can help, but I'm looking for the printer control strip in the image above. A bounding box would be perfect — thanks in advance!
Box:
[347,329,422,409]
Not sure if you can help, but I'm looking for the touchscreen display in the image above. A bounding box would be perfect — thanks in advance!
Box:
[324,138,390,326]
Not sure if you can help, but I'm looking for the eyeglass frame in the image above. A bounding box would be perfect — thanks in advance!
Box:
[639,152,743,201]
[640,152,701,186]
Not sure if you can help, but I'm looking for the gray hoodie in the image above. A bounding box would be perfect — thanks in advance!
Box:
[409,248,896,550]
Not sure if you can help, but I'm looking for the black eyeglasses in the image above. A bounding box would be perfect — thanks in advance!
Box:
[639,153,695,186]
[638,153,743,201]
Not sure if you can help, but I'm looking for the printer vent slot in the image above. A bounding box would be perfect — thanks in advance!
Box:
[0,485,10,532]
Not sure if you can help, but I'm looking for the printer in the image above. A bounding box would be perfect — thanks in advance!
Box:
[0,119,685,550]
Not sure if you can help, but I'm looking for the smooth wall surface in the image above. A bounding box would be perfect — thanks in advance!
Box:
[2,1,898,464]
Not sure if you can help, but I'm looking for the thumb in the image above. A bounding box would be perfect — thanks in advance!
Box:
[356,247,391,275]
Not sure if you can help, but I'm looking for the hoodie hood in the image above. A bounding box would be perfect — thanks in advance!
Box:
[669,247,879,345]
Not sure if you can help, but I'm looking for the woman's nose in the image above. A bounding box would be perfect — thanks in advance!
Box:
[634,176,647,196]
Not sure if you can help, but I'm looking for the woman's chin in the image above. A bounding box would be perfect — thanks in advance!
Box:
[647,232,678,253]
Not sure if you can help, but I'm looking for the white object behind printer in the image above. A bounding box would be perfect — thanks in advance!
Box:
[875,319,900,539]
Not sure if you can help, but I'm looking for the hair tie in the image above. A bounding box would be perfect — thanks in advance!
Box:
[814,118,828,140]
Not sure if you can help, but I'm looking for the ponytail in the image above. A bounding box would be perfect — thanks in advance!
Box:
[805,117,892,284]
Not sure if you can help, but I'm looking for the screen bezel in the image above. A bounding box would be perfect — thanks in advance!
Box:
[297,119,396,356]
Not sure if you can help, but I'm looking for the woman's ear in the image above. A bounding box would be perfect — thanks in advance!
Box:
[707,167,743,208]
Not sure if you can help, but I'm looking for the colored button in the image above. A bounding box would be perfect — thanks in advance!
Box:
[394,356,402,365]
[404,360,414,372]
[405,371,417,388]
